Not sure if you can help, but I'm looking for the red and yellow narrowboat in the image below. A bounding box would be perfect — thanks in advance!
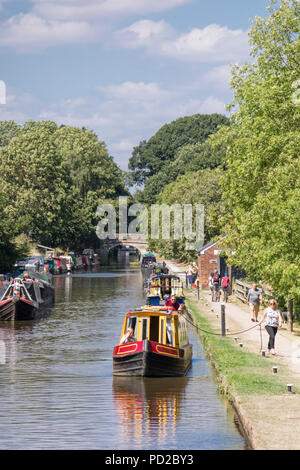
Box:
[113,306,192,377]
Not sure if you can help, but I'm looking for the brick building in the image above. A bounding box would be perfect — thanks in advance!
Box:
[197,239,244,290]
[197,241,219,289]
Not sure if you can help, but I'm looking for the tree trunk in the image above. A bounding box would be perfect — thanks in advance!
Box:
[287,299,293,332]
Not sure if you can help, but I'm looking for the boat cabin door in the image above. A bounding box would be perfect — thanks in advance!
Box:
[139,315,160,342]
[149,316,159,342]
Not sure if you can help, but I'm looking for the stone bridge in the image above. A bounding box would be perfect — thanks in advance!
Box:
[99,233,149,260]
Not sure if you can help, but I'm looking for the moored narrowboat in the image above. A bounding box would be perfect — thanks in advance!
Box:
[60,255,74,273]
[0,272,55,321]
[113,306,192,377]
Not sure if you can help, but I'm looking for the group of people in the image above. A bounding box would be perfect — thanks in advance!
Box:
[208,269,230,301]
[246,283,282,355]
[122,264,283,356]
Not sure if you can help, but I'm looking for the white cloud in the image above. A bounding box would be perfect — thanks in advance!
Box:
[115,19,174,48]
[161,24,249,62]
[117,21,250,63]
[97,81,172,104]
[0,13,95,52]
[32,0,192,21]
[203,64,233,89]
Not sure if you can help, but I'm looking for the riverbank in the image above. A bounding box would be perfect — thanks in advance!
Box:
[164,258,300,450]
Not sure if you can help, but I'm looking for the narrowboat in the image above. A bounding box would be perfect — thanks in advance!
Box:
[0,272,55,321]
[141,253,156,268]
[60,255,74,273]
[146,274,185,306]
[25,256,44,272]
[50,257,65,275]
[113,305,192,377]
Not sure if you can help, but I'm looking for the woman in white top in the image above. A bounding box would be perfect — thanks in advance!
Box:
[259,299,282,355]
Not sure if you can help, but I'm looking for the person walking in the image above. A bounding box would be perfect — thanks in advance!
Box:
[186,262,195,287]
[211,269,221,301]
[192,262,198,284]
[259,299,282,355]
[221,272,230,301]
[247,283,263,322]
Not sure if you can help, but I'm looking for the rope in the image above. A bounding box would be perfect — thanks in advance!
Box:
[183,308,262,338]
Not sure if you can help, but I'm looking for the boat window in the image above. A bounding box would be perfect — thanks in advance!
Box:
[166,316,173,346]
[127,316,137,335]
[142,318,148,340]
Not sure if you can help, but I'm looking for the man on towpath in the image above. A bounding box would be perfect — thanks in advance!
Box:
[247,283,263,322]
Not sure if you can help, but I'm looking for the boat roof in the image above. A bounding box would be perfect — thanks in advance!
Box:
[126,306,179,316]
[19,272,51,285]
[150,273,180,280]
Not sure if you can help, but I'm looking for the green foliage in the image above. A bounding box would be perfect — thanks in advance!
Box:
[0,193,28,272]
[0,120,21,148]
[212,0,300,304]
[129,113,229,187]
[0,120,128,262]
[172,140,226,174]
[54,126,126,202]
[134,117,228,204]
[135,161,180,204]
[148,168,223,261]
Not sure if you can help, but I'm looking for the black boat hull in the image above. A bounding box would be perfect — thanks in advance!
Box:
[113,340,192,377]
[0,289,55,321]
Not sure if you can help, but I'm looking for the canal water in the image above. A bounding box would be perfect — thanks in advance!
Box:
[0,252,246,450]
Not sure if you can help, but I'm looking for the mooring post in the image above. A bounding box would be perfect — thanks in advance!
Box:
[221,304,226,337]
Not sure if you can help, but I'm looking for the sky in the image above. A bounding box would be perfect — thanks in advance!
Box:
[0,0,272,170]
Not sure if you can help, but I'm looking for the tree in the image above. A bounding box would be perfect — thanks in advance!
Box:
[129,113,229,186]
[212,0,300,303]
[0,120,21,148]
[172,140,226,174]
[0,195,19,273]
[148,168,223,261]
[0,120,129,251]
[54,126,126,202]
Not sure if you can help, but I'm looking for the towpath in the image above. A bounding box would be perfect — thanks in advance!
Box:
[163,258,300,450]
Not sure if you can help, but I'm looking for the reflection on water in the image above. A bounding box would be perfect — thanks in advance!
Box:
[0,252,246,450]
[113,377,188,448]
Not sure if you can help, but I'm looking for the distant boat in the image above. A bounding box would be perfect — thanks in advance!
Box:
[146,273,185,306]
[0,272,55,321]
[59,255,74,273]
[113,305,192,377]
[141,253,156,268]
